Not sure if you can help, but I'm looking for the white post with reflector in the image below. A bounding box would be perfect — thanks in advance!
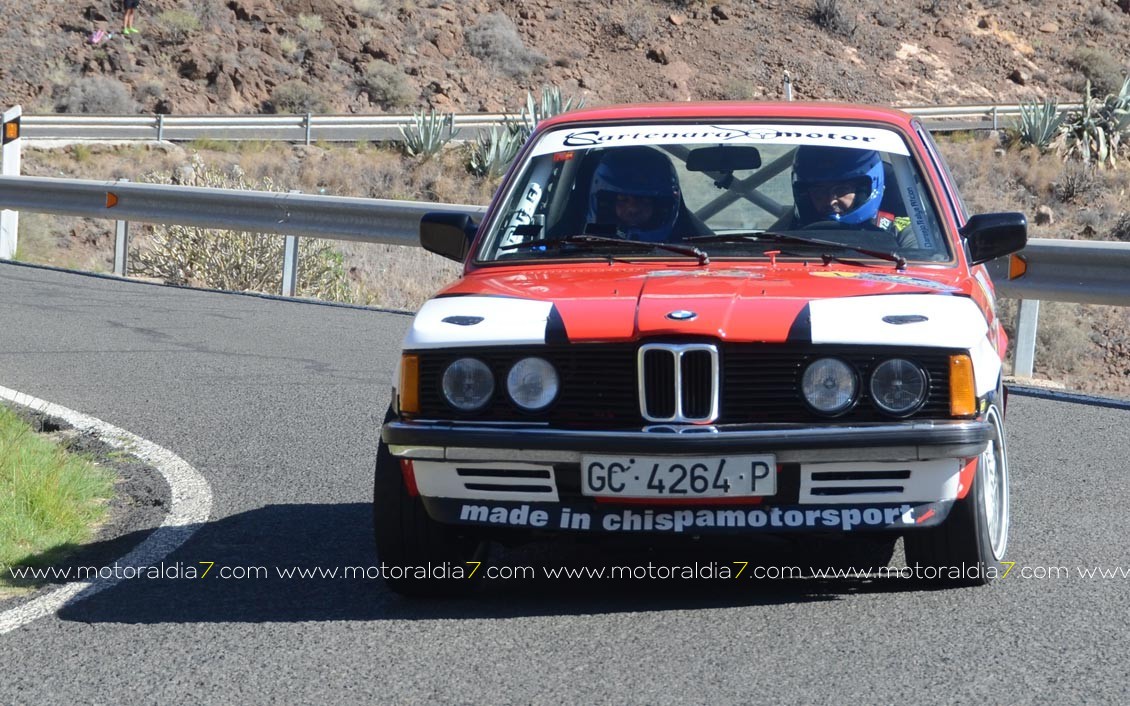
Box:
[1,105,22,259]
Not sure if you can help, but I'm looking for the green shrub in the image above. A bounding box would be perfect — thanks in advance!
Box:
[55,77,137,114]
[811,0,856,36]
[614,10,653,43]
[156,9,200,44]
[132,157,357,302]
[297,13,324,33]
[278,36,300,59]
[1067,48,1125,98]
[268,80,326,114]
[358,60,415,109]
[465,12,548,78]
[1053,162,1099,203]
[1110,212,1130,241]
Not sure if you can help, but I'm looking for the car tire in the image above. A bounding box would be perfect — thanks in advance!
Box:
[903,402,1009,586]
[373,436,486,597]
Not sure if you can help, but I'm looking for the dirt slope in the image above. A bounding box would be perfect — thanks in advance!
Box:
[2,1,1129,115]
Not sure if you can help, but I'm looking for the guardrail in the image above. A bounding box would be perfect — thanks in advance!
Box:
[18,103,1086,143]
[0,174,1124,378]
[21,113,511,144]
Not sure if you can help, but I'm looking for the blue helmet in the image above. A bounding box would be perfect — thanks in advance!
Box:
[587,147,681,242]
[792,146,885,226]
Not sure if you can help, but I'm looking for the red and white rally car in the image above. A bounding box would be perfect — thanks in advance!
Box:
[374,102,1027,594]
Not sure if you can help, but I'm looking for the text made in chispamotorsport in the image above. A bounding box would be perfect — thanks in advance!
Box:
[7,561,1130,583]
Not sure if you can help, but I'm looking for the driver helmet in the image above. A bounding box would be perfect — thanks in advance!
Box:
[791,146,885,226]
[587,146,681,242]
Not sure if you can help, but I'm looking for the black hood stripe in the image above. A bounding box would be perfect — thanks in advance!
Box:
[786,303,812,343]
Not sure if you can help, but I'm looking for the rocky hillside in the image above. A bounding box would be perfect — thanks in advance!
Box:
[3,0,1130,115]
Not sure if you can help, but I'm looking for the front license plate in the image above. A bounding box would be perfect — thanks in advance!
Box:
[581,455,776,498]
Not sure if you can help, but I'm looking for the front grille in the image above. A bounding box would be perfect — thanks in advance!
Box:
[638,343,718,422]
[413,343,957,427]
[642,348,676,418]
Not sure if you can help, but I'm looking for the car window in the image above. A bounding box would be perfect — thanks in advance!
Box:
[914,122,969,225]
[475,122,953,264]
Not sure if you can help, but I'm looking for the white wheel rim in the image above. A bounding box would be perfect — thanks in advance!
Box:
[983,406,1009,558]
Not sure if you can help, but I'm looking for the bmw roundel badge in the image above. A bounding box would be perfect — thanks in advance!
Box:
[667,310,697,321]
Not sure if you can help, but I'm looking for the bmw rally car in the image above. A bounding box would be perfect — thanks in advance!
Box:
[374,102,1027,595]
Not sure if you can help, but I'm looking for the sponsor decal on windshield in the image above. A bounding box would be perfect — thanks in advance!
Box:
[532,123,910,157]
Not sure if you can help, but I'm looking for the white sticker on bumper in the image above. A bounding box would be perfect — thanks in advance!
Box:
[799,458,961,505]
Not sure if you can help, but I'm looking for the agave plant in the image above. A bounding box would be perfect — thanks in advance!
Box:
[466,86,585,179]
[511,86,587,141]
[399,109,460,159]
[466,123,524,179]
[1011,98,1066,152]
[1061,79,1130,167]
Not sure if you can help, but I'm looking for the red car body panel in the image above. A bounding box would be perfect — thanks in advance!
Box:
[440,262,975,344]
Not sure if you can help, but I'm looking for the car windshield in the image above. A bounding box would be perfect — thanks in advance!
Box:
[475,122,952,264]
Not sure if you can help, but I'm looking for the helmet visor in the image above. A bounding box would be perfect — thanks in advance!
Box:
[796,177,871,204]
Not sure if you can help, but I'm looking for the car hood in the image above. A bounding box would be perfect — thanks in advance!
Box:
[406,264,990,350]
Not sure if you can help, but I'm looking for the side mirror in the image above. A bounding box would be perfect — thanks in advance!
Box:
[420,212,477,263]
[961,212,1027,266]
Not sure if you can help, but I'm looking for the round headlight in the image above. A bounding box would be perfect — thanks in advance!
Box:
[441,358,494,411]
[506,357,559,411]
[870,358,928,416]
[802,358,858,415]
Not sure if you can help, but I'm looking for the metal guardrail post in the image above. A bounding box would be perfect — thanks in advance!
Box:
[1,105,23,259]
[113,179,130,276]
[281,189,301,296]
[1014,299,1039,377]
[157,114,165,142]
[991,106,998,131]
[304,113,312,146]
[282,236,299,296]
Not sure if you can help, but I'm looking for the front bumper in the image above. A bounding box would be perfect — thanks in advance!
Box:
[383,419,990,463]
[383,419,985,535]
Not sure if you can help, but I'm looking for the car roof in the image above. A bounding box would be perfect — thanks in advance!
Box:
[536,101,917,131]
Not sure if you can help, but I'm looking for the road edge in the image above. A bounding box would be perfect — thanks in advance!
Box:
[0,386,213,634]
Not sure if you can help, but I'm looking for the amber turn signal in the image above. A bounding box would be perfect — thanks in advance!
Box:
[949,354,976,417]
[1008,254,1027,280]
[399,354,420,415]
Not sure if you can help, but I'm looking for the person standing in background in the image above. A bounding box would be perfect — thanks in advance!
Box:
[122,0,140,35]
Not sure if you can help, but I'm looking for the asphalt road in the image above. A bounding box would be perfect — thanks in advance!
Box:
[1,263,1128,704]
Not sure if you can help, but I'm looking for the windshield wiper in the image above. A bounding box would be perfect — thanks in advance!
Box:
[686,231,905,270]
[499,234,710,265]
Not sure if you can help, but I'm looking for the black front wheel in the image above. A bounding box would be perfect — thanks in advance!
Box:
[372,439,485,597]
[903,404,1010,586]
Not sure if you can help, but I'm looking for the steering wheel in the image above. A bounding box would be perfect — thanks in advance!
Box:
[800,220,856,231]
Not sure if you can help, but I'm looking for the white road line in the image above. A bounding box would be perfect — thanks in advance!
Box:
[0,386,212,634]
